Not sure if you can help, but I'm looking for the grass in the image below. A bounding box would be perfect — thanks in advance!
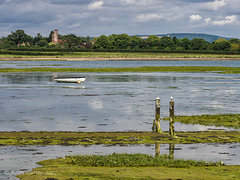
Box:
[17,154,240,180]
[174,114,240,129]
[1,51,240,59]
[67,153,223,168]
[1,66,240,74]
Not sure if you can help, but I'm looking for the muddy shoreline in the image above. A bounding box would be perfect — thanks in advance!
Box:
[1,57,240,61]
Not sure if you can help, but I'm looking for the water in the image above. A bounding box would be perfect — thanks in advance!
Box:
[0,71,239,131]
[0,60,239,179]
[1,60,240,69]
[0,143,239,180]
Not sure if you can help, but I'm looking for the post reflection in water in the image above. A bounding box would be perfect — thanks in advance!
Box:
[155,143,175,159]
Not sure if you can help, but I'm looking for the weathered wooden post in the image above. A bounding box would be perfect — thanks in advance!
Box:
[153,97,162,133]
[169,96,175,137]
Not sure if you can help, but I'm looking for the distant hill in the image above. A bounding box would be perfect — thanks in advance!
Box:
[137,33,232,42]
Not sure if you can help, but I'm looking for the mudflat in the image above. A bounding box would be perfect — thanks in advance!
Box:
[1,57,240,61]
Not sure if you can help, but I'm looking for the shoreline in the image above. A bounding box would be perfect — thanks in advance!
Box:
[1,57,240,61]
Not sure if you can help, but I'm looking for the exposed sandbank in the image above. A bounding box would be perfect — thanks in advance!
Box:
[1,57,240,61]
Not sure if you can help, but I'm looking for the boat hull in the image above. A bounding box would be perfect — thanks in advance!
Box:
[54,77,86,83]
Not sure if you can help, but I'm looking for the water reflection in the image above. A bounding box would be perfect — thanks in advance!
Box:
[155,144,175,159]
[0,72,239,131]
[0,143,239,179]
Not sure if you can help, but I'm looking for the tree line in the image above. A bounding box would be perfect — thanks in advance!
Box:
[1,29,240,52]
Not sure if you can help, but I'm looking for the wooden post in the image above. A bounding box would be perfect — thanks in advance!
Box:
[153,97,162,133]
[169,96,175,137]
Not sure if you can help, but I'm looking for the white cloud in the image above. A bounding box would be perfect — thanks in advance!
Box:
[1,0,240,38]
[212,15,237,25]
[189,14,202,22]
[135,13,163,22]
[121,0,135,5]
[204,0,226,11]
[88,1,104,10]
[204,17,212,25]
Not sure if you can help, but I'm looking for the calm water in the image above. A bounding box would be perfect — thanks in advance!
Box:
[0,71,239,131]
[1,60,240,69]
[0,60,239,179]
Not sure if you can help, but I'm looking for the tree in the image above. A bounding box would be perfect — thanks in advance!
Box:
[177,38,191,50]
[114,34,131,49]
[146,35,160,48]
[212,41,231,51]
[107,34,131,49]
[159,36,173,50]
[130,35,143,49]
[95,35,109,49]
[47,30,54,43]
[7,29,32,45]
[215,38,227,43]
[190,38,209,50]
[37,39,48,47]
[62,34,79,53]
[231,44,239,51]
[33,33,43,45]
[228,38,240,45]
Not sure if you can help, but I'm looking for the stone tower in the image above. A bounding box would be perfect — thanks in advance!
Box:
[52,29,59,44]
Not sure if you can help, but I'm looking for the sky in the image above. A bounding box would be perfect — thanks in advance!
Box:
[0,0,239,38]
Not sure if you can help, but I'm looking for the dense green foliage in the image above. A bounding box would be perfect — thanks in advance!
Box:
[1,29,240,53]
[93,34,239,52]
[67,153,223,168]
[0,29,90,49]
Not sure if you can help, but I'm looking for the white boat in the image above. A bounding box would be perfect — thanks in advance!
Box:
[54,77,86,84]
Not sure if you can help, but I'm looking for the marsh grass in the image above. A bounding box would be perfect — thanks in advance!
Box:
[67,153,223,168]
[175,114,240,129]
[2,51,240,58]
[1,66,240,74]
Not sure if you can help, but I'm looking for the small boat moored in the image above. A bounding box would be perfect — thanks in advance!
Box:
[54,77,86,84]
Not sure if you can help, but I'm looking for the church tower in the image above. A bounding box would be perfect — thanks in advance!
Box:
[52,29,59,44]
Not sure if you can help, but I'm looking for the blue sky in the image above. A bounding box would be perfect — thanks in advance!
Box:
[0,0,239,38]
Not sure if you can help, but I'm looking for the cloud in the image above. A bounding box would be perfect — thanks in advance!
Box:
[67,23,82,29]
[135,13,163,23]
[211,15,237,25]
[0,0,240,38]
[99,16,117,22]
[88,1,104,10]
[204,17,212,24]
[189,14,202,22]
[204,0,226,11]
[121,0,135,4]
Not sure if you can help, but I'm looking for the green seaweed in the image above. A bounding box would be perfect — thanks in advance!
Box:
[0,131,239,145]
[1,66,240,74]
[175,114,240,129]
